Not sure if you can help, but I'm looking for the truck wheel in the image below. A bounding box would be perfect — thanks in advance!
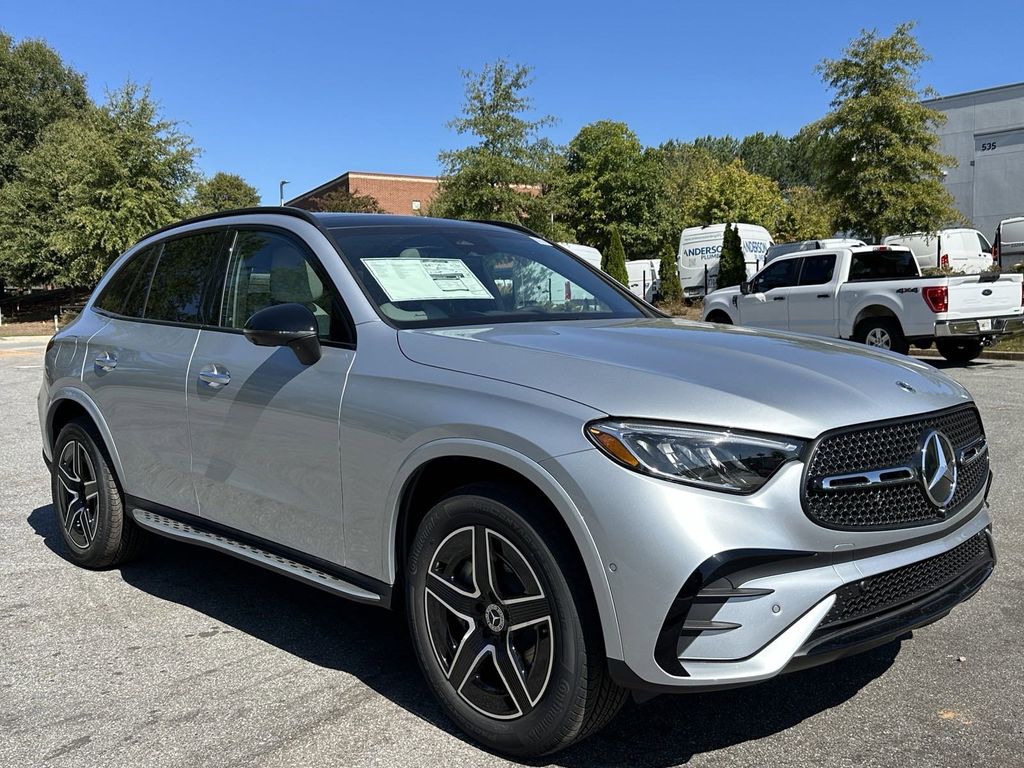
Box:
[406,482,627,757]
[856,318,909,355]
[51,418,146,568]
[936,339,983,364]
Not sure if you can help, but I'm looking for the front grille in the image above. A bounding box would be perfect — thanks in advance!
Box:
[820,530,993,629]
[804,406,988,530]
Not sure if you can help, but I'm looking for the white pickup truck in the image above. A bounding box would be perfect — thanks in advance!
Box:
[702,245,1024,362]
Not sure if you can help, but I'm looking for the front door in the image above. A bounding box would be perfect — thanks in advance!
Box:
[186,227,356,566]
[736,258,800,329]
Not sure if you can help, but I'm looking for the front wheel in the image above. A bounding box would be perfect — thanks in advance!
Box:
[405,483,626,757]
[936,338,984,363]
[856,317,909,355]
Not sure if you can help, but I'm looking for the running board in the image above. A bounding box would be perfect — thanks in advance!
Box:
[131,509,382,604]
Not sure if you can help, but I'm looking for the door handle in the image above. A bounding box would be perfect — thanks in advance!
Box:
[772,296,786,302]
[817,293,830,299]
[94,352,117,371]
[198,364,231,389]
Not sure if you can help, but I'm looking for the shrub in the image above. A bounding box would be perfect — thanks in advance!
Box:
[657,242,681,302]
[716,223,746,289]
[603,225,629,285]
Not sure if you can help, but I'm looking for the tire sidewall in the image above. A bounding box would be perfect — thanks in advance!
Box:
[51,421,123,567]
[406,490,589,756]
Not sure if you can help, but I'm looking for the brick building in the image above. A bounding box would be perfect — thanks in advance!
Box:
[286,171,439,215]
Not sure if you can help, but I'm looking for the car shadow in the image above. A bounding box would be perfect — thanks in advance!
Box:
[27,504,901,767]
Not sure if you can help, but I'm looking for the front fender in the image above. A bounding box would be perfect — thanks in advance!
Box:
[382,438,624,660]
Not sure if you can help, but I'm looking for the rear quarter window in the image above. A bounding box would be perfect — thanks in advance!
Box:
[94,245,158,317]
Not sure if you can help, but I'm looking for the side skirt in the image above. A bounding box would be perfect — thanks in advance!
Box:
[129,504,390,607]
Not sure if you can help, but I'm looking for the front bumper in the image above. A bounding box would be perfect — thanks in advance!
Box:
[935,315,1024,338]
[542,450,995,693]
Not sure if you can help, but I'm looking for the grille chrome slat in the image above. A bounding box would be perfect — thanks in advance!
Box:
[803,406,988,530]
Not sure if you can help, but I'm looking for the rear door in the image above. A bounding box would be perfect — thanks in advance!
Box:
[84,229,226,514]
[185,226,356,565]
[735,257,800,329]
[786,253,838,336]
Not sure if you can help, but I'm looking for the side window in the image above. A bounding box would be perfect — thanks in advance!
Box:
[94,245,158,317]
[752,259,799,292]
[145,231,224,324]
[976,232,991,253]
[798,254,837,286]
[220,229,351,343]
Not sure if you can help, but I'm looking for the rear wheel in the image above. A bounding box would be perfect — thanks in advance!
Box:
[856,317,909,355]
[406,482,626,757]
[936,338,984,364]
[51,418,146,568]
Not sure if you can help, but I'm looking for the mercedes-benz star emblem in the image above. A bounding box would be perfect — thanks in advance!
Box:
[484,603,506,633]
[920,430,957,509]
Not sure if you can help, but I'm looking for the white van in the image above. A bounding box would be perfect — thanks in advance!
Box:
[557,242,603,270]
[677,224,773,298]
[625,258,660,302]
[882,229,993,273]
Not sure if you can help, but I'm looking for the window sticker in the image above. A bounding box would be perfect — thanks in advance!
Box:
[364,258,494,302]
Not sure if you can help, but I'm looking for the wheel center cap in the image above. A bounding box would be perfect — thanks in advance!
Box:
[483,603,506,633]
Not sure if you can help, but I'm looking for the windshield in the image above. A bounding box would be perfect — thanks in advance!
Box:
[328,224,647,328]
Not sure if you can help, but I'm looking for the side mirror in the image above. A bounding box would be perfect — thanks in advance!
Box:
[740,281,751,296]
[243,303,322,365]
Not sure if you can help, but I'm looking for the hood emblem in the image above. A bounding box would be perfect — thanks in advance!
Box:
[896,381,916,393]
[920,430,957,509]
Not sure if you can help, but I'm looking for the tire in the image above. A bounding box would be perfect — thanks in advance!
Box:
[706,311,733,325]
[855,317,909,355]
[406,482,627,757]
[50,418,146,568]
[936,338,984,364]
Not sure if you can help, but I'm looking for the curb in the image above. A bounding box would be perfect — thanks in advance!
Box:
[910,348,1024,362]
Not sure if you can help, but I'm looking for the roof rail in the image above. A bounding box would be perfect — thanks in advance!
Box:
[135,206,320,245]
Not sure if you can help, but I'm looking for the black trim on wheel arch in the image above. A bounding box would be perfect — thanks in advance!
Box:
[124,495,391,606]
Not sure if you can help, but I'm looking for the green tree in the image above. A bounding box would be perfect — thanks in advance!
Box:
[685,159,786,232]
[0,31,88,186]
[814,22,962,241]
[716,224,746,289]
[657,241,681,303]
[430,60,559,230]
[692,134,740,164]
[738,132,796,188]
[0,83,197,287]
[305,186,384,213]
[190,172,260,215]
[561,120,664,256]
[775,186,836,242]
[602,225,629,284]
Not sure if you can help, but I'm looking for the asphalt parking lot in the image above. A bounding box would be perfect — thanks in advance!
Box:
[1,342,1022,768]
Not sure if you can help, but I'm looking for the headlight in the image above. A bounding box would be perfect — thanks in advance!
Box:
[586,420,805,493]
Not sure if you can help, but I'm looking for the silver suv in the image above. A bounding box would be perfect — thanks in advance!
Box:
[39,209,996,757]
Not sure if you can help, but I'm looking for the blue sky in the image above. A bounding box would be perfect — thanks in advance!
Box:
[4,1,1022,204]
